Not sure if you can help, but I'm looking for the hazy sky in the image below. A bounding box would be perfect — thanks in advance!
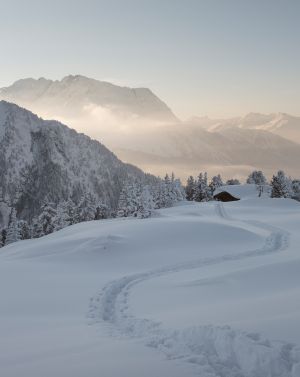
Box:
[1,0,299,118]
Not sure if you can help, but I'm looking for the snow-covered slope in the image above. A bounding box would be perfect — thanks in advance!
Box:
[0,101,146,223]
[1,194,300,376]
[0,75,177,122]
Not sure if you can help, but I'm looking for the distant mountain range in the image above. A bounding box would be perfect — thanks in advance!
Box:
[116,122,300,180]
[0,101,146,227]
[1,75,300,180]
[189,112,300,144]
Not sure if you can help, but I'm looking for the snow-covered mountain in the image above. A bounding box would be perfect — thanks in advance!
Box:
[189,112,300,143]
[1,76,300,181]
[0,101,147,225]
[0,75,177,123]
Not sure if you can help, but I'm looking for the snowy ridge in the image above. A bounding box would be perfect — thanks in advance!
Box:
[88,203,299,377]
[0,75,177,122]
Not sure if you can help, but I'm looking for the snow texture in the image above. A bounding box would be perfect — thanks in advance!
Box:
[1,188,300,376]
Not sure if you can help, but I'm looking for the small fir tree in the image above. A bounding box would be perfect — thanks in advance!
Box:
[6,208,21,245]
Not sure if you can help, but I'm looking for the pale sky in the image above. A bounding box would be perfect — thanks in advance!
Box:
[1,0,299,119]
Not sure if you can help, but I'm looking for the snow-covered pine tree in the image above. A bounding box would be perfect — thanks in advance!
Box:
[116,174,184,218]
[128,180,141,216]
[6,208,21,245]
[38,202,57,235]
[292,180,300,200]
[163,174,174,207]
[173,177,185,202]
[246,170,267,196]
[194,172,211,202]
[226,179,240,185]
[209,174,223,196]
[154,180,167,209]
[31,218,44,238]
[186,176,196,201]
[163,173,183,207]
[270,170,293,198]
[117,184,130,217]
[137,186,155,219]
[18,220,31,240]
[0,228,6,247]
[95,202,109,220]
[169,173,178,203]
[76,193,96,222]
[2,228,7,247]
[65,199,78,225]
[54,201,69,230]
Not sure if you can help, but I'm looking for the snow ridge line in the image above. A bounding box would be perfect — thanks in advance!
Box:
[88,204,299,377]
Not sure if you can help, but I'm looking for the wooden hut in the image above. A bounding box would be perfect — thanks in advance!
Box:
[213,191,240,202]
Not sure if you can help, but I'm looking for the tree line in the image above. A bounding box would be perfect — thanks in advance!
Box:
[1,169,299,248]
[0,174,185,247]
[185,170,300,202]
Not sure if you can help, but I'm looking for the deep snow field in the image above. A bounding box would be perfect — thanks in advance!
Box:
[1,185,300,377]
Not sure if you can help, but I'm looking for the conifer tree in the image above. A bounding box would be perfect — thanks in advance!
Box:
[194,172,211,202]
[137,186,154,219]
[0,228,6,248]
[54,201,69,230]
[77,193,96,222]
[153,180,167,209]
[226,179,240,185]
[186,176,196,201]
[65,199,77,225]
[95,202,109,220]
[173,178,185,201]
[247,170,267,196]
[31,218,44,238]
[18,220,31,240]
[270,170,292,198]
[209,174,223,196]
[6,208,21,245]
[38,202,57,235]
[117,185,130,217]
[163,174,174,207]
[292,180,300,200]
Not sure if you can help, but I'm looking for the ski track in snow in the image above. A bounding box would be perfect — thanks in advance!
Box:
[88,203,300,377]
